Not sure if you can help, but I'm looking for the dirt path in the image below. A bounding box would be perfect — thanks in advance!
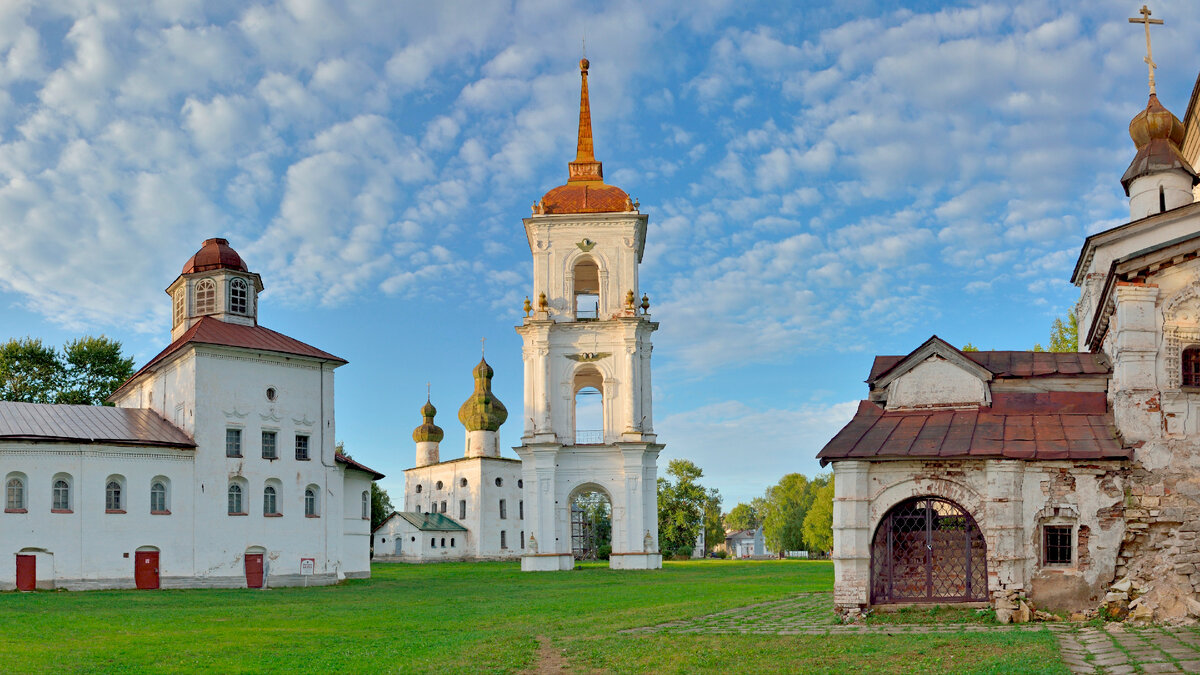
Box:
[527,636,569,674]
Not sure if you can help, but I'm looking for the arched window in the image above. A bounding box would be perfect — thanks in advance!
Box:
[173,288,185,326]
[361,490,370,519]
[416,505,422,514]
[5,475,25,511]
[151,480,168,513]
[440,537,446,547]
[431,538,436,548]
[305,487,319,517]
[105,480,123,512]
[228,483,244,515]
[264,486,278,515]
[229,278,248,315]
[573,258,600,320]
[195,279,217,315]
[1183,347,1200,387]
[52,479,71,511]
[450,537,455,547]
[574,366,604,445]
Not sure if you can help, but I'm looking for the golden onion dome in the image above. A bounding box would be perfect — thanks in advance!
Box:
[1129,94,1186,149]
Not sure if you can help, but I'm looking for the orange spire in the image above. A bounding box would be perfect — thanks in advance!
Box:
[568,59,603,183]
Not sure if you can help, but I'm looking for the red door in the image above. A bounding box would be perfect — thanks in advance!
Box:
[245,554,264,588]
[135,551,159,590]
[15,554,35,591]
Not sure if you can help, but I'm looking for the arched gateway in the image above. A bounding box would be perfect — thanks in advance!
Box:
[870,496,987,603]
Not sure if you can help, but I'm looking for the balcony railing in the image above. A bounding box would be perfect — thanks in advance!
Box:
[575,430,604,445]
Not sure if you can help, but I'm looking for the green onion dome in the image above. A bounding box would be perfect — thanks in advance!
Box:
[458,357,508,431]
[412,398,444,443]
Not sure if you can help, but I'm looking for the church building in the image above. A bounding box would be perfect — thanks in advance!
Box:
[819,15,1200,621]
[1,237,382,590]
[372,358,525,562]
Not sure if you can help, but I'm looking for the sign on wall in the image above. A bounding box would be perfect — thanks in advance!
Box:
[300,558,315,576]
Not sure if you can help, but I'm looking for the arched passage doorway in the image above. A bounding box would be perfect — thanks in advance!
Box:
[569,484,612,563]
[870,496,987,604]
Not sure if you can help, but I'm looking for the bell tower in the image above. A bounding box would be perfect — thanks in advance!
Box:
[516,59,663,571]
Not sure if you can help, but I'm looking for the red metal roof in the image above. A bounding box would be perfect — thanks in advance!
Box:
[817,392,1128,465]
[868,351,1111,382]
[110,317,346,401]
[336,451,385,480]
[182,238,248,274]
[0,401,195,448]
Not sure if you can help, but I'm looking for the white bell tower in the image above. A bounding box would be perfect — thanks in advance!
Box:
[516,59,663,571]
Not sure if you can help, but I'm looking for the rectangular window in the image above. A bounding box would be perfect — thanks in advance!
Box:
[440,501,447,514]
[519,500,524,520]
[226,428,242,457]
[459,500,466,520]
[499,499,507,519]
[1184,348,1200,387]
[1044,525,1073,565]
[262,431,277,460]
[295,435,310,460]
[500,530,507,549]
[521,531,525,549]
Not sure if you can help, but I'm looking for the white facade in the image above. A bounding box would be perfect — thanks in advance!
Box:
[516,62,663,572]
[1,238,381,590]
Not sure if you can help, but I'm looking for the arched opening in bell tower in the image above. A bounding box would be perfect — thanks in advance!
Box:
[572,258,600,320]
[569,484,612,562]
[573,366,604,445]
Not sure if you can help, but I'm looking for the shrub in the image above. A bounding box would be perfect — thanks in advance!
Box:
[597,544,611,560]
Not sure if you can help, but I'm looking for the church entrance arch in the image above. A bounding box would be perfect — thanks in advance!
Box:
[870,496,987,604]
[568,484,612,562]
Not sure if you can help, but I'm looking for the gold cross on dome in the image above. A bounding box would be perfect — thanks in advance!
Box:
[1129,4,1164,95]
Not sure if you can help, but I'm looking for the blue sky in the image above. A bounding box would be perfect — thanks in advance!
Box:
[1,0,1197,508]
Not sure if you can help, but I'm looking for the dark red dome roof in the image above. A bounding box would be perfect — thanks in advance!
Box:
[182,238,248,274]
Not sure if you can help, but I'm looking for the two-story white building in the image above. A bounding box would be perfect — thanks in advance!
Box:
[2,237,382,590]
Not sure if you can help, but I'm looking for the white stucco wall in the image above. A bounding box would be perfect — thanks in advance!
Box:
[401,457,525,560]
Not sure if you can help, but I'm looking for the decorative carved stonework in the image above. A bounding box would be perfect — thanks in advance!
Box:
[1164,282,1200,389]
[566,352,610,362]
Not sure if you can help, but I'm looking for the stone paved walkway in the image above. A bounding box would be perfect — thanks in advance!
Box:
[623,593,1200,673]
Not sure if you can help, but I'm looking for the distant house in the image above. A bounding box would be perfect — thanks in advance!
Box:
[373,512,469,562]
[725,527,770,558]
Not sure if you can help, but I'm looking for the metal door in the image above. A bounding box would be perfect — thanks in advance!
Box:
[245,553,264,588]
[135,551,159,590]
[15,554,34,591]
[870,497,987,603]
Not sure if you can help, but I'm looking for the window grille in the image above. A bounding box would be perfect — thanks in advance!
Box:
[5,478,23,510]
[1184,347,1200,387]
[262,431,277,460]
[228,484,243,514]
[230,278,248,314]
[500,530,507,549]
[295,435,309,460]
[53,480,70,511]
[151,482,167,512]
[106,481,122,511]
[1044,525,1073,565]
[499,499,507,519]
[226,429,242,457]
[195,279,216,314]
[305,488,317,516]
[264,486,278,515]
[362,491,370,519]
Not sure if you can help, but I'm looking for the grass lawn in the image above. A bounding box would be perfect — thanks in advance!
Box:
[0,559,1066,674]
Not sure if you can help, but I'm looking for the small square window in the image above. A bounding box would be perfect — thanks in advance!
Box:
[262,431,277,460]
[226,429,242,457]
[1044,525,1073,565]
[295,435,310,461]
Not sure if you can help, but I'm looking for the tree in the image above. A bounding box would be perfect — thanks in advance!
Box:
[961,342,979,352]
[58,336,135,405]
[762,472,832,554]
[656,458,709,555]
[702,488,723,555]
[1049,314,1079,352]
[725,502,759,531]
[802,479,834,554]
[0,338,65,403]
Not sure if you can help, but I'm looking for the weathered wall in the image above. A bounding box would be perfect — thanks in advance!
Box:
[831,458,1125,614]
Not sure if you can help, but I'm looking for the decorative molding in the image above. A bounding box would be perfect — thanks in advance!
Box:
[260,410,282,423]
[576,239,596,252]
[566,352,610,362]
[292,414,316,427]
[223,408,249,419]
[0,448,193,462]
[1164,281,1200,390]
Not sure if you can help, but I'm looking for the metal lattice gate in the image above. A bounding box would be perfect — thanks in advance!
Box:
[870,497,987,604]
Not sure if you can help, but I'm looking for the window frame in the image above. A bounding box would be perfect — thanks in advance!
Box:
[1183,346,1200,388]
[459,500,466,520]
[261,430,278,460]
[226,428,243,457]
[304,487,319,517]
[229,277,248,315]
[264,485,279,516]
[228,483,245,515]
[105,479,125,513]
[150,480,169,514]
[361,490,370,520]
[295,434,310,461]
[1042,524,1074,567]
[52,478,71,512]
[5,476,26,512]
[499,499,507,520]
[195,278,217,315]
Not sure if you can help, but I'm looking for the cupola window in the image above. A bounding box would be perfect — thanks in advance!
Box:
[230,278,248,315]
[573,258,600,320]
[172,289,184,326]
[195,279,217,315]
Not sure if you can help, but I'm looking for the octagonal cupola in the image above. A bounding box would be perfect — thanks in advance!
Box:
[166,238,265,341]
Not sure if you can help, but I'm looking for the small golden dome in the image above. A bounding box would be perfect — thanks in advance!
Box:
[412,398,444,443]
[1129,94,1185,149]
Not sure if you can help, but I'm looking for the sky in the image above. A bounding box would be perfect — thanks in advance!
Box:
[1,0,1198,508]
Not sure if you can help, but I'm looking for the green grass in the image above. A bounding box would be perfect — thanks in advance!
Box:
[0,560,1066,674]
